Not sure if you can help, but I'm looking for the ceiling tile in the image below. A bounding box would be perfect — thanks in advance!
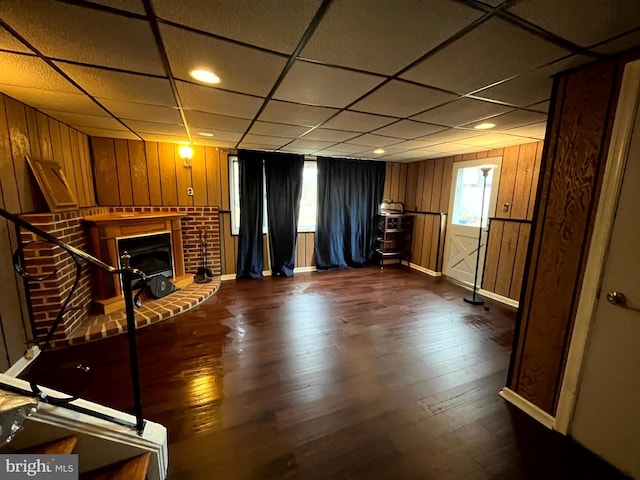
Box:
[274,61,384,108]
[0,86,105,115]
[242,134,291,147]
[301,0,481,75]
[184,111,251,133]
[86,0,146,14]
[43,111,127,130]
[592,28,640,55]
[416,128,482,144]
[2,0,164,75]
[312,149,355,158]
[192,130,243,142]
[259,100,339,127]
[160,24,286,97]
[460,109,547,131]
[237,142,278,151]
[137,132,190,143]
[527,100,550,113]
[0,26,31,53]
[79,128,140,140]
[152,0,323,54]
[486,136,539,148]
[300,128,360,142]
[177,81,263,119]
[454,133,525,147]
[0,53,79,92]
[322,111,396,132]
[470,55,591,106]
[286,139,336,150]
[347,134,403,148]
[508,0,640,48]
[193,139,237,148]
[352,80,457,118]
[99,99,182,124]
[56,63,175,106]
[248,121,310,138]
[372,120,445,140]
[504,122,547,139]
[124,120,186,136]
[411,98,514,127]
[279,146,319,155]
[400,17,569,94]
[328,143,369,154]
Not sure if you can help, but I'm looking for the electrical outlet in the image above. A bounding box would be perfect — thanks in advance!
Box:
[187,187,194,196]
[502,203,510,213]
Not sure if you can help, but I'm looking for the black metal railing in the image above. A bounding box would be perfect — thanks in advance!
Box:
[0,208,147,435]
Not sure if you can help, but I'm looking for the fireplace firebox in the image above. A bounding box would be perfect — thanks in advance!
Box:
[118,232,174,281]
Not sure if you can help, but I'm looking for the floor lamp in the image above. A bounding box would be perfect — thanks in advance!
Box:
[464,165,492,306]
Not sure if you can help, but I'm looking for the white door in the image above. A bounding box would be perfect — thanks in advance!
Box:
[443,158,501,286]
[570,95,640,478]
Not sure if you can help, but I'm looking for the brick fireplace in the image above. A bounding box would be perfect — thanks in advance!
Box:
[19,206,221,343]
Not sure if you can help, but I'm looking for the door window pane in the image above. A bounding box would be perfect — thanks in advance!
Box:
[451,166,494,227]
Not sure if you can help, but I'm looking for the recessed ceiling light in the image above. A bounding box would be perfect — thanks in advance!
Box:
[474,122,496,130]
[189,69,221,84]
[373,148,385,154]
[197,131,214,137]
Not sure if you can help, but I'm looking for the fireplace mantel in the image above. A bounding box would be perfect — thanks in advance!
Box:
[84,211,189,314]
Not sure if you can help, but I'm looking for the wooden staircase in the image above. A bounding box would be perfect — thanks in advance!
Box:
[23,436,150,479]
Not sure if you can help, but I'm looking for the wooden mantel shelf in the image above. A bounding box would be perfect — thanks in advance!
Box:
[83,212,187,224]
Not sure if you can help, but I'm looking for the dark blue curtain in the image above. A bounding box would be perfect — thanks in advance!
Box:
[264,153,304,277]
[315,157,386,270]
[236,151,264,279]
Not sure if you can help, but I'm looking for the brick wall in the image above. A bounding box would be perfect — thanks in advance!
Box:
[19,206,221,343]
[19,207,109,342]
[111,206,221,275]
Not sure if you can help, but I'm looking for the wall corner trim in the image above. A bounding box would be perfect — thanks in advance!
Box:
[499,387,555,430]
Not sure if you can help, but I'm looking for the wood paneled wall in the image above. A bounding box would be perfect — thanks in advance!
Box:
[0,93,94,368]
[91,139,317,276]
[508,56,625,415]
[482,142,543,301]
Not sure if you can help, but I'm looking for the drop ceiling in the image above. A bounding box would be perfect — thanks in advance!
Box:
[0,0,639,162]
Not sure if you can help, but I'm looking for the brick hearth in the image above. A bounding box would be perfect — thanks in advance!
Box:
[19,206,222,345]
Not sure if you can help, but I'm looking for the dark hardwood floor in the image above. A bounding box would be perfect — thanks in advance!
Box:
[23,267,627,479]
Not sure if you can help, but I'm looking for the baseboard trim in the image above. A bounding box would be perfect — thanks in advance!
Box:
[409,263,442,277]
[499,387,555,430]
[478,289,520,308]
[5,346,41,377]
[222,266,317,281]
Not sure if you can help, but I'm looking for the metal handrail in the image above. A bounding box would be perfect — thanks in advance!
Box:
[0,207,147,434]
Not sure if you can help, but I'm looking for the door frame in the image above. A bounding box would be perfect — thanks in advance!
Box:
[554,59,640,434]
[442,157,502,286]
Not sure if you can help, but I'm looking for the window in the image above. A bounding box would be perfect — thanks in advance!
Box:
[451,166,494,228]
[229,156,317,235]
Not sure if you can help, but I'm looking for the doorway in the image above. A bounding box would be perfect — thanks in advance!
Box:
[443,158,501,287]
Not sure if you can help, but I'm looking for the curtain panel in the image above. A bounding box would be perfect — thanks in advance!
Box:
[236,150,264,279]
[264,153,304,277]
[315,157,386,270]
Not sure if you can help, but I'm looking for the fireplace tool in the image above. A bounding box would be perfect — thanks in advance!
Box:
[195,228,213,283]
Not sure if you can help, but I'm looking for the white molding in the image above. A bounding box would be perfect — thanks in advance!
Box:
[221,273,236,281]
[294,266,317,273]
[554,59,640,435]
[0,373,167,479]
[409,263,442,277]
[5,346,41,377]
[478,288,519,308]
[499,387,555,429]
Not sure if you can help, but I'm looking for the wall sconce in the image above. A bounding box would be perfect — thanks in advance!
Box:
[179,145,193,168]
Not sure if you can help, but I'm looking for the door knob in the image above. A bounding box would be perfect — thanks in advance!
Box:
[606,291,627,306]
